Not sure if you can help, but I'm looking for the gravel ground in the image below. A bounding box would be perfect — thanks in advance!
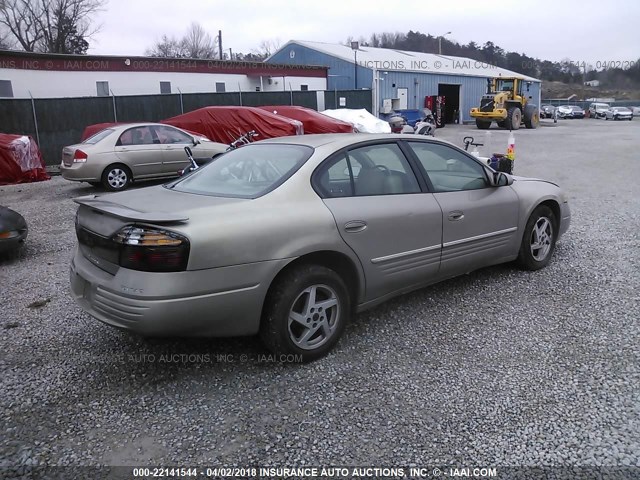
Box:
[1,119,639,478]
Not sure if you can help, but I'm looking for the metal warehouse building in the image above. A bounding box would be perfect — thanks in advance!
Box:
[267,40,541,124]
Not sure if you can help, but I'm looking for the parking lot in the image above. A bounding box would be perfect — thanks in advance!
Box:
[1,118,639,474]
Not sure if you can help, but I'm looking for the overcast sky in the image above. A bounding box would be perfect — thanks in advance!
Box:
[89,0,639,66]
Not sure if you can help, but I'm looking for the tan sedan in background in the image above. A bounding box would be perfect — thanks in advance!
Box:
[60,123,228,190]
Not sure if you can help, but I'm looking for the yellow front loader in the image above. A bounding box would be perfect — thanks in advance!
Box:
[470,77,539,130]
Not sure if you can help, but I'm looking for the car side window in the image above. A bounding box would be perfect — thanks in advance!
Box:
[154,125,193,144]
[315,153,354,198]
[408,142,488,192]
[117,126,155,146]
[348,143,420,196]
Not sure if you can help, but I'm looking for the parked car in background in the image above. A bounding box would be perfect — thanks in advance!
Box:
[557,105,585,119]
[556,105,573,119]
[569,106,585,119]
[605,107,633,121]
[588,102,610,119]
[630,106,640,116]
[0,206,28,255]
[540,104,556,119]
[70,134,571,361]
[60,123,228,191]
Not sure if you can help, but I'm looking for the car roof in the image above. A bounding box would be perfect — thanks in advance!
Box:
[257,133,457,149]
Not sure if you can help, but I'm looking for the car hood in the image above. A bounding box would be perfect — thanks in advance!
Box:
[511,175,559,188]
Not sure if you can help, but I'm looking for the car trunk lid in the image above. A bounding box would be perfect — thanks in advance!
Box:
[74,186,244,272]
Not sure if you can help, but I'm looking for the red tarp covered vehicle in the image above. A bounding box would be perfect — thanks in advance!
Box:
[162,106,304,144]
[0,134,50,185]
[259,105,354,134]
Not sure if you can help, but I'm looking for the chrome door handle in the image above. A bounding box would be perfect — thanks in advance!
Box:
[448,211,464,221]
[344,220,367,233]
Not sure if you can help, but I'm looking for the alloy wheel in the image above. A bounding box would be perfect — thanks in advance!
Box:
[530,216,554,261]
[288,284,340,350]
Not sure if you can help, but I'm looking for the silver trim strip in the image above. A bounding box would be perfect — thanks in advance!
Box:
[371,244,441,264]
[443,227,517,248]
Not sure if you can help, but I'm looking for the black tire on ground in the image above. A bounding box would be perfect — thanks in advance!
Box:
[516,205,558,271]
[523,105,540,129]
[260,264,351,362]
[101,164,132,191]
[497,120,507,128]
[506,107,522,130]
[475,119,491,130]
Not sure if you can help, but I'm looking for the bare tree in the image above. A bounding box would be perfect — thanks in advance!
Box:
[0,0,106,53]
[146,22,217,59]
[250,38,281,60]
[180,22,216,59]
[145,34,184,58]
[0,0,42,51]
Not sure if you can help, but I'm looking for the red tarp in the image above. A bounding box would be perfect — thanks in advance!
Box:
[259,105,354,134]
[0,134,50,185]
[80,122,126,141]
[162,106,304,144]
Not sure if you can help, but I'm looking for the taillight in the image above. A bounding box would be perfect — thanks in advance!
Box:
[73,149,88,163]
[112,226,190,272]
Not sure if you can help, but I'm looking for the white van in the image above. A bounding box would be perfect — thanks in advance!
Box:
[588,103,610,119]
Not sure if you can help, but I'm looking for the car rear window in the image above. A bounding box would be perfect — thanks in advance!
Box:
[83,129,115,144]
[168,144,313,198]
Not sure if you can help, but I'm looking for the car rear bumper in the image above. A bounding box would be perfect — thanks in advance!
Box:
[60,162,103,182]
[0,235,27,253]
[69,246,288,337]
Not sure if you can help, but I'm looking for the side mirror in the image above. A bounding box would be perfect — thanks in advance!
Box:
[192,137,200,146]
[490,171,514,187]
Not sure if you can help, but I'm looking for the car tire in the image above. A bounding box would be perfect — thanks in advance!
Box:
[475,119,491,130]
[523,105,539,129]
[506,107,522,130]
[260,264,351,362]
[517,205,558,271]
[101,164,132,191]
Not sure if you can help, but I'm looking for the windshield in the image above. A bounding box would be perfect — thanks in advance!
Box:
[83,128,115,144]
[169,144,313,198]
[495,79,514,92]
[571,106,583,111]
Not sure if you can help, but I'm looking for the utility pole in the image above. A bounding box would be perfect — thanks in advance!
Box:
[438,31,451,55]
[218,30,223,60]
[351,41,359,89]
